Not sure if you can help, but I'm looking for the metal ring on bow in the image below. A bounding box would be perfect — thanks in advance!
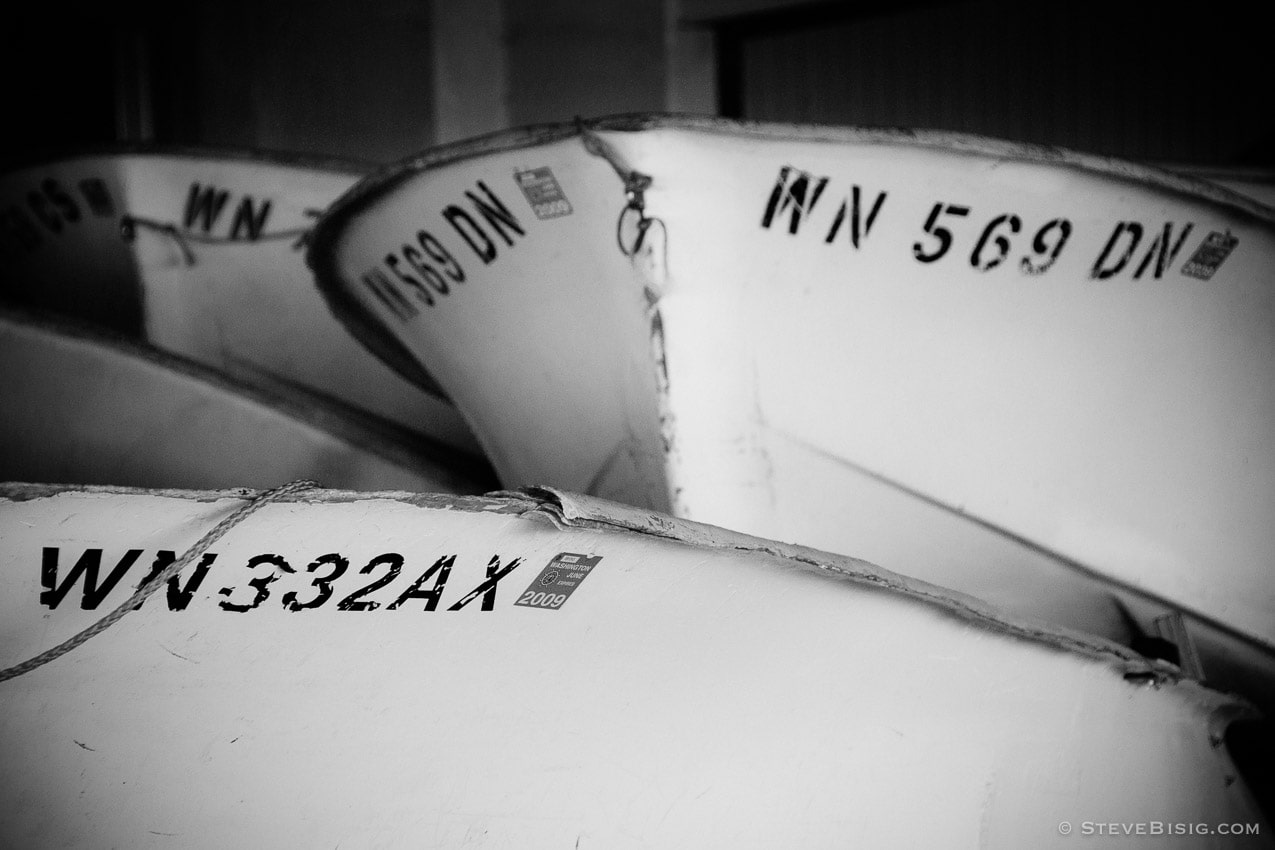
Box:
[617,203,655,257]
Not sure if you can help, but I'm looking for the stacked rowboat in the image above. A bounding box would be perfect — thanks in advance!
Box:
[2,118,1272,847]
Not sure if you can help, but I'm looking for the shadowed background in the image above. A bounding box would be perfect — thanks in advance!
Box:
[4,0,1269,168]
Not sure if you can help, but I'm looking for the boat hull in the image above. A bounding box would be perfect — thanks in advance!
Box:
[0,150,479,452]
[309,116,1275,707]
[0,310,492,493]
[0,484,1267,848]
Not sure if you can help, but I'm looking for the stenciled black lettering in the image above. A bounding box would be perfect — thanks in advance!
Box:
[912,202,971,263]
[40,547,143,611]
[824,185,887,247]
[444,205,497,264]
[761,166,829,235]
[218,553,289,612]
[360,267,419,321]
[291,208,324,250]
[419,230,465,282]
[385,253,437,307]
[184,183,231,232]
[27,189,63,234]
[78,178,115,217]
[281,553,349,612]
[387,554,455,611]
[1090,221,1143,279]
[970,213,1022,271]
[1020,218,1072,275]
[337,553,404,611]
[229,196,272,240]
[43,178,81,224]
[447,555,522,611]
[134,550,217,611]
[403,245,448,295]
[465,181,524,246]
[1133,222,1194,279]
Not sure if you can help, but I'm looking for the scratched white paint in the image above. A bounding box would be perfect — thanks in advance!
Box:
[0,484,1267,848]
[308,116,1275,714]
[0,150,479,453]
[0,311,488,494]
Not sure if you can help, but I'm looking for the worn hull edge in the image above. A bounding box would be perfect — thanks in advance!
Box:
[306,111,1275,405]
[2,477,1253,725]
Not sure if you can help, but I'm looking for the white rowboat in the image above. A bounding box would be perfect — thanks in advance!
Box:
[0,148,479,453]
[308,115,1275,710]
[0,310,492,494]
[0,483,1268,848]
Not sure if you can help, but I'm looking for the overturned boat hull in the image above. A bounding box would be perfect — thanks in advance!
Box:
[308,115,1275,710]
[0,310,492,493]
[0,149,478,453]
[0,483,1268,848]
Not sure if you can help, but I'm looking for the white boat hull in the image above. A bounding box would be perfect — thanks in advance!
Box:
[0,484,1267,848]
[0,150,479,453]
[0,310,491,493]
[309,116,1275,709]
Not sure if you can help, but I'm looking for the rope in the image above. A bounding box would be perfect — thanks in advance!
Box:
[0,479,318,683]
[120,215,317,265]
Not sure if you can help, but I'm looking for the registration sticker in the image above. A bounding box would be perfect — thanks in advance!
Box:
[1180,231,1238,280]
[515,167,573,220]
[514,552,601,610]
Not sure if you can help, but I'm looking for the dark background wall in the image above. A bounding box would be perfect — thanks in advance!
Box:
[4,0,438,164]
[180,0,438,162]
[504,0,667,127]
[4,0,1270,169]
[716,0,1272,166]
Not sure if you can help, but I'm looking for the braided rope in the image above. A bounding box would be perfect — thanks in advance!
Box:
[0,480,317,683]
